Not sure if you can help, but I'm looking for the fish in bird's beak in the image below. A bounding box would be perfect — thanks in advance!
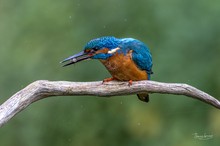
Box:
[60,51,94,67]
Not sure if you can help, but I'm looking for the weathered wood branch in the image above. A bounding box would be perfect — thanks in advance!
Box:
[0,80,219,127]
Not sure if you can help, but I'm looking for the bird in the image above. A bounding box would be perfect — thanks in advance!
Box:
[61,36,153,102]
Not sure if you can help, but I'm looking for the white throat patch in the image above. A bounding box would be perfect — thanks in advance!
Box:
[108,47,120,54]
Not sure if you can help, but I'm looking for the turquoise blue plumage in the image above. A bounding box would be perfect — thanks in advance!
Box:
[61,36,153,102]
[83,36,153,78]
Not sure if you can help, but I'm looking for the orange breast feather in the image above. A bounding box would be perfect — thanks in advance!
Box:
[100,51,148,81]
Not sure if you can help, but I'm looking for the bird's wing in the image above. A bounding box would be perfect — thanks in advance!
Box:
[121,40,153,74]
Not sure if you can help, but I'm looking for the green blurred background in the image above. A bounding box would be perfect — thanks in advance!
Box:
[0,0,220,145]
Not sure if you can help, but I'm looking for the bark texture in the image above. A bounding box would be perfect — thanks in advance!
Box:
[0,80,219,127]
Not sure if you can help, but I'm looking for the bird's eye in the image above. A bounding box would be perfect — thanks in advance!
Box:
[93,47,98,51]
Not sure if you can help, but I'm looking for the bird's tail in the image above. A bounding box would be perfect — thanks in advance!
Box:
[137,93,149,102]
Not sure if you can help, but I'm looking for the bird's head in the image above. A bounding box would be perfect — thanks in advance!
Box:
[61,36,120,66]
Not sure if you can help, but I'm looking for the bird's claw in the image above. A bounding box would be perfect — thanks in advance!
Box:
[102,78,133,87]
[128,80,133,86]
[102,77,115,84]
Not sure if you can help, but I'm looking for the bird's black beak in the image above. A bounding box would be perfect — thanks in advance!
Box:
[60,51,93,67]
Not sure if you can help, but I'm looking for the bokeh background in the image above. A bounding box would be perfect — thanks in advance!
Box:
[0,0,220,145]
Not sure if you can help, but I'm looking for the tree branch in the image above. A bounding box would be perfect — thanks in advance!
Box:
[0,80,219,127]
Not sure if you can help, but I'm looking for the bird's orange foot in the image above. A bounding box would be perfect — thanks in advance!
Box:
[102,77,115,84]
[128,80,133,86]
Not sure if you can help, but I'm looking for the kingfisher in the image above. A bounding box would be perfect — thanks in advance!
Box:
[61,36,153,102]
